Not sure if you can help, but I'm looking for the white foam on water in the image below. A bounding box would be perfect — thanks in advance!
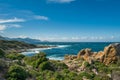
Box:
[47,56,64,60]
[28,45,70,51]
[28,47,52,51]
[21,45,71,55]
[21,52,36,55]
[57,45,70,48]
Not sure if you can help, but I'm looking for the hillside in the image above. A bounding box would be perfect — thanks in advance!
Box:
[0,40,37,53]
[0,43,120,80]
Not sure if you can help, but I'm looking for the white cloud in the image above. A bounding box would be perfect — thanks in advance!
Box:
[0,25,6,31]
[90,37,99,40]
[8,24,21,28]
[0,17,24,31]
[0,24,21,31]
[80,37,88,40]
[48,0,75,3]
[0,17,25,23]
[71,37,79,40]
[61,37,69,40]
[34,15,49,20]
[37,35,120,42]
[99,37,104,40]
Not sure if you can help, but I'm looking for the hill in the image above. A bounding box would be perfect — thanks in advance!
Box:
[0,35,44,44]
[0,40,37,53]
[0,43,120,80]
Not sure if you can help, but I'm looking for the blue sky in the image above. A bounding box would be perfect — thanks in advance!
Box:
[0,0,120,42]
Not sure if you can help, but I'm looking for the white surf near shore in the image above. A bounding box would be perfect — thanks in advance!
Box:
[47,56,64,60]
[21,45,70,57]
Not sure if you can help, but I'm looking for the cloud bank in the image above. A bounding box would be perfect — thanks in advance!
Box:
[34,15,49,20]
[0,24,21,31]
[0,17,25,23]
[0,17,24,31]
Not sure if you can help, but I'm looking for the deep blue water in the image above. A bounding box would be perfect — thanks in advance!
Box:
[21,42,117,60]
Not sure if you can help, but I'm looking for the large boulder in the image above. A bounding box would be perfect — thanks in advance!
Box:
[77,48,93,62]
[96,43,120,65]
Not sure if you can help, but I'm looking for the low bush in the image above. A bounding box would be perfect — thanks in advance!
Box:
[6,65,27,80]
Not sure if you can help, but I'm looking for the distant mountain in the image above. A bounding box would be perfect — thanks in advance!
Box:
[0,36,5,40]
[0,35,46,44]
[12,38,42,44]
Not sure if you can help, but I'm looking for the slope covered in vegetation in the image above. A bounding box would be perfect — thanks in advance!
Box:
[0,43,120,80]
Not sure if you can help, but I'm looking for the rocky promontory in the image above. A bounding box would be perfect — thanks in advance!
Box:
[64,43,120,80]
[65,43,120,65]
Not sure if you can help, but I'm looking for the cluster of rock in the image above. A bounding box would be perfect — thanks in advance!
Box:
[65,43,120,65]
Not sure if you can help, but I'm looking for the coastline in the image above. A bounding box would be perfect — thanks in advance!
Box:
[20,42,117,60]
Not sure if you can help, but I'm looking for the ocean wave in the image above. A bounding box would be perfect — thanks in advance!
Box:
[21,45,70,56]
[57,45,70,48]
[28,45,70,51]
[21,52,64,60]
[47,56,64,60]
[28,47,52,51]
[21,52,37,55]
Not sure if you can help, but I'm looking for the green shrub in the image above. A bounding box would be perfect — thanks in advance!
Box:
[67,72,77,80]
[33,56,48,68]
[84,61,90,67]
[53,72,64,80]
[39,61,53,71]
[94,61,111,73]
[37,70,54,80]
[94,75,102,80]
[6,65,27,80]
[0,48,5,58]
[6,53,25,60]
[0,59,7,71]
[50,60,68,71]
[36,76,44,80]
[24,52,48,68]
[78,72,94,79]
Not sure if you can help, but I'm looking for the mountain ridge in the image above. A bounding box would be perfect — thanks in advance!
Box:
[0,35,48,44]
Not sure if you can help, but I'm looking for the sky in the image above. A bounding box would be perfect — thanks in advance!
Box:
[0,0,120,42]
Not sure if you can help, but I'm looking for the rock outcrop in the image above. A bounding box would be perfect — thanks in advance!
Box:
[65,43,120,65]
[77,49,93,61]
[76,43,120,65]
[64,55,77,60]
[95,43,120,65]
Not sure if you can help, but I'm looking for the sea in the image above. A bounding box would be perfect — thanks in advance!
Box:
[21,42,117,60]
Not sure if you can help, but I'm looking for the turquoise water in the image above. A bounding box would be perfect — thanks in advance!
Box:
[21,42,116,60]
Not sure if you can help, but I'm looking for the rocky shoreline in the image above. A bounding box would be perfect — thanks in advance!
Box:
[64,43,120,65]
[0,42,120,80]
[0,40,57,53]
[63,43,120,80]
